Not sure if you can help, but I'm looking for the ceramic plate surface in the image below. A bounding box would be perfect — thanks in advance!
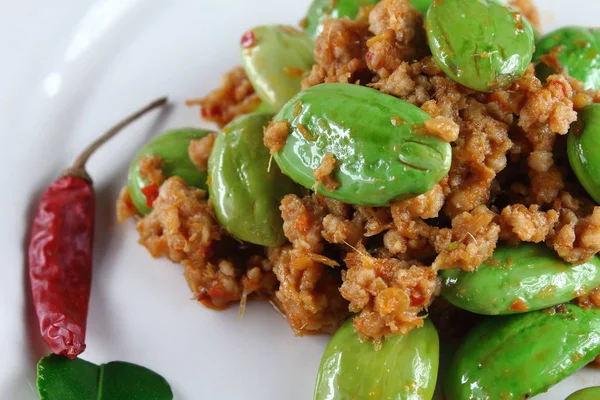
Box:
[1,1,599,398]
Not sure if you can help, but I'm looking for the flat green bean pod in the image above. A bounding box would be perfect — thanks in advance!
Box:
[445,305,600,400]
[240,25,314,110]
[271,83,452,206]
[566,387,600,400]
[128,128,212,215]
[426,0,535,91]
[441,243,600,315]
[568,104,600,204]
[303,0,380,38]
[208,113,297,247]
[255,101,276,114]
[314,318,439,400]
[534,26,600,91]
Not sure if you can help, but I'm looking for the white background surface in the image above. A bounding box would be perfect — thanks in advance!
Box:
[1,1,599,399]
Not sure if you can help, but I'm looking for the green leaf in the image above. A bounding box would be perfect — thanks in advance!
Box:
[99,362,174,400]
[37,354,174,400]
[37,355,98,400]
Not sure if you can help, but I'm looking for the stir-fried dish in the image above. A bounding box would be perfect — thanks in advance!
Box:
[109,0,600,398]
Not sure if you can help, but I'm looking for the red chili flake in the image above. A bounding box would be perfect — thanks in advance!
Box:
[365,50,375,66]
[241,30,257,49]
[198,293,230,311]
[208,283,239,302]
[201,106,220,119]
[197,284,241,311]
[141,183,160,208]
[124,194,135,211]
[28,97,167,359]
[508,298,529,312]
[411,293,425,307]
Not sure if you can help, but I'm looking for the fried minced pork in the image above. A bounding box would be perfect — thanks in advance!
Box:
[129,0,600,339]
[137,177,275,309]
[269,245,349,334]
[549,207,600,265]
[321,201,365,247]
[302,17,372,88]
[508,0,541,32]
[185,253,277,310]
[366,0,426,78]
[188,132,217,173]
[499,204,559,244]
[340,245,439,340]
[187,66,260,128]
[138,154,165,186]
[137,177,220,264]
[432,205,501,272]
[116,186,137,223]
[274,195,350,334]
[444,98,514,217]
[313,153,340,191]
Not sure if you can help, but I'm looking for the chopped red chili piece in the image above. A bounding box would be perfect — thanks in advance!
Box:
[201,106,220,119]
[241,30,256,48]
[410,293,425,307]
[208,283,239,302]
[509,298,530,312]
[141,183,160,208]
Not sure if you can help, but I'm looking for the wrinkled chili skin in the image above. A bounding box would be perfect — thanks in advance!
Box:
[28,175,94,359]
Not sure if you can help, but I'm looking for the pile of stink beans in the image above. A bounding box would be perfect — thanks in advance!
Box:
[110,0,600,399]
[112,0,600,398]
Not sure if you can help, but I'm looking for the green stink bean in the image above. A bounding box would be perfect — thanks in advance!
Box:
[534,27,600,91]
[566,387,600,400]
[303,0,380,38]
[568,105,600,204]
[128,128,212,215]
[444,305,600,400]
[441,243,600,315]
[240,25,314,110]
[255,101,276,114]
[425,0,535,92]
[271,83,452,206]
[208,113,298,247]
[314,318,439,400]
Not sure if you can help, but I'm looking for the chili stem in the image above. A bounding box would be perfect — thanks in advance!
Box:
[66,97,168,178]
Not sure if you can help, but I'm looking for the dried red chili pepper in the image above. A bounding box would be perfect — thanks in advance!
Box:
[28,97,167,359]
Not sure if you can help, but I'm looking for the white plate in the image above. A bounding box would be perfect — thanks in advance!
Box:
[1,1,599,399]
